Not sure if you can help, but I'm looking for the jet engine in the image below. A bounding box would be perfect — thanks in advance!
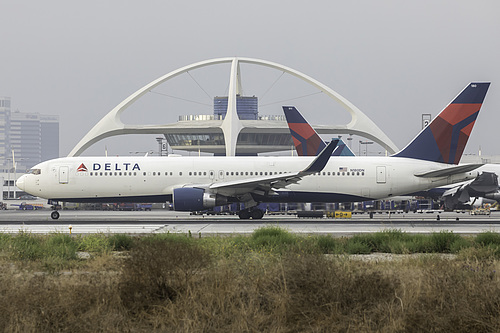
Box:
[443,172,499,210]
[172,187,228,211]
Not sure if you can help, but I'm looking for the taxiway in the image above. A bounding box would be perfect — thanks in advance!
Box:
[0,210,500,235]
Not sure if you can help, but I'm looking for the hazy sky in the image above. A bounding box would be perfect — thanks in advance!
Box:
[1,0,499,158]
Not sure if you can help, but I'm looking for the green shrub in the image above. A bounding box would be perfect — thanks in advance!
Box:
[315,235,339,253]
[76,234,113,253]
[345,239,372,254]
[10,231,44,260]
[475,232,500,246]
[449,237,473,253]
[430,231,461,253]
[108,234,134,251]
[45,233,78,260]
[0,233,12,250]
[250,226,296,249]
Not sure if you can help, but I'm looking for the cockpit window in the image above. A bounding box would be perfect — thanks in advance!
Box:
[28,169,41,175]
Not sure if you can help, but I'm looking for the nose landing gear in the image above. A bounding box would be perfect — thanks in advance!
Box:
[49,201,61,220]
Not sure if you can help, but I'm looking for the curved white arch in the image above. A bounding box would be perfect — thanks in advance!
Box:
[68,57,398,157]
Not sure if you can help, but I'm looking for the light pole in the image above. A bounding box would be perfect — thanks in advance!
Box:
[347,134,353,149]
[359,140,374,156]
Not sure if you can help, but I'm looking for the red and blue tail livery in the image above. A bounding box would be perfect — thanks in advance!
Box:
[393,82,490,164]
[283,106,325,156]
[283,106,355,157]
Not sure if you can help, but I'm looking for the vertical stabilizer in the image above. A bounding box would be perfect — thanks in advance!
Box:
[283,106,355,156]
[393,82,490,164]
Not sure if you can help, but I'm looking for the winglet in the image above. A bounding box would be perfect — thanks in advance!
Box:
[393,82,490,164]
[300,139,339,174]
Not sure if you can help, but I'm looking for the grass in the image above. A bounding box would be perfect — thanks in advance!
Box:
[2,228,500,331]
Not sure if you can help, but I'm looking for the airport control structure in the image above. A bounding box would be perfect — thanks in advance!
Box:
[68,57,399,158]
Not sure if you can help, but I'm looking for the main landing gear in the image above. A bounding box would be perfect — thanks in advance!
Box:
[49,202,61,220]
[238,208,264,220]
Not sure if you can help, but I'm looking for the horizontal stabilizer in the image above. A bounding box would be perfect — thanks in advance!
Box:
[415,163,483,178]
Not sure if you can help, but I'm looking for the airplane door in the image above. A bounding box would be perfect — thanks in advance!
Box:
[218,170,224,180]
[376,166,386,184]
[209,170,215,180]
[59,166,69,184]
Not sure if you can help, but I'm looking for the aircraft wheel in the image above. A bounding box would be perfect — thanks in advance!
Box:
[51,211,60,220]
[238,210,251,219]
[251,209,264,219]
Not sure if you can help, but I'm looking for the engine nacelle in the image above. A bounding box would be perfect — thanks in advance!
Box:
[484,192,500,202]
[172,187,227,211]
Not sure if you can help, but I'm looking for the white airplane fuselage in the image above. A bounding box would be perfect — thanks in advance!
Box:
[17,155,478,206]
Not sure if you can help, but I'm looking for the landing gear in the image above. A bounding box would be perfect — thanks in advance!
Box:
[251,209,264,219]
[238,208,264,220]
[51,210,60,220]
[238,210,250,219]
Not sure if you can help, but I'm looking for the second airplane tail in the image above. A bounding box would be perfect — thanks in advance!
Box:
[283,106,355,157]
[393,82,490,164]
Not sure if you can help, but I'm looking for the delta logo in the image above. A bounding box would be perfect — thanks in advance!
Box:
[77,163,88,172]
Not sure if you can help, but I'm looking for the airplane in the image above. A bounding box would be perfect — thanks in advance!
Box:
[284,104,500,211]
[415,168,500,210]
[16,82,490,220]
[283,105,355,156]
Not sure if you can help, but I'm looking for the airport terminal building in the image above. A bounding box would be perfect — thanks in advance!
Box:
[167,95,294,156]
[0,96,59,198]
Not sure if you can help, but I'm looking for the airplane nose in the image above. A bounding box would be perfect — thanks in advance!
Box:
[16,175,26,191]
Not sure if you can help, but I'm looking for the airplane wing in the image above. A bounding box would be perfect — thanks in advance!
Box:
[414,164,483,178]
[207,139,339,197]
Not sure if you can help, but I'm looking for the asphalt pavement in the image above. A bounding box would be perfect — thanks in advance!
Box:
[0,209,500,235]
